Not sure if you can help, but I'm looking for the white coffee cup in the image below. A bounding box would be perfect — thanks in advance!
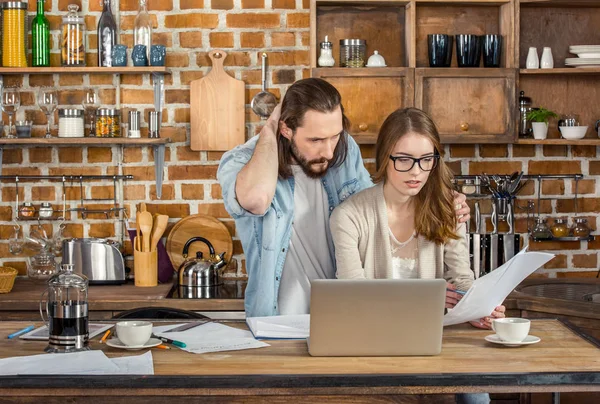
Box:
[492,318,530,343]
[116,321,153,346]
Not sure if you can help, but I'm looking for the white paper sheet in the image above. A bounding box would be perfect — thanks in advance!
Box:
[443,247,555,326]
[246,314,310,339]
[154,322,269,354]
[0,350,154,375]
[19,323,113,340]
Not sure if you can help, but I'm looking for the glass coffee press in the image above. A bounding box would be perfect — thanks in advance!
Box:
[40,263,90,353]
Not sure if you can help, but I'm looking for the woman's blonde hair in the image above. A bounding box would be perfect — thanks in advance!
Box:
[373,108,458,244]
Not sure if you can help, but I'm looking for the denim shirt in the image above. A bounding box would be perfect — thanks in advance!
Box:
[217,134,373,317]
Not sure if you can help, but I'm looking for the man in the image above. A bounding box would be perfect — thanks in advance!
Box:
[218,78,470,318]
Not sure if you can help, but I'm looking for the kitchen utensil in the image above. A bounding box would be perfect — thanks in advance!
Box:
[134,248,158,287]
[190,50,245,151]
[559,126,588,139]
[365,50,387,67]
[507,203,514,234]
[491,202,498,234]
[139,211,154,252]
[177,236,227,288]
[508,171,524,195]
[251,53,277,119]
[519,91,533,138]
[140,202,147,212]
[148,110,160,138]
[62,238,126,285]
[474,202,481,233]
[150,214,169,252]
[166,214,233,271]
[164,321,209,333]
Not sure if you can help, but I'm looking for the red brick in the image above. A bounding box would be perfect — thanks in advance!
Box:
[0,206,14,221]
[122,166,157,181]
[211,184,222,199]
[182,184,205,200]
[120,15,159,31]
[541,180,564,195]
[207,151,225,161]
[590,161,600,175]
[468,161,522,175]
[209,32,234,48]
[273,69,296,84]
[479,145,508,158]
[166,90,190,104]
[576,179,595,195]
[89,223,116,239]
[287,13,309,29]
[31,187,56,202]
[240,32,265,48]
[556,271,600,278]
[168,165,218,180]
[528,240,580,251]
[59,75,84,86]
[159,126,187,143]
[212,0,233,9]
[145,204,190,218]
[3,149,22,164]
[301,32,310,47]
[2,187,24,203]
[180,71,205,85]
[197,203,230,218]
[174,108,190,123]
[543,254,567,269]
[571,145,596,158]
[151,184,175,200]
[242,0,264,8]
[123,148,143,163]
[176,147,202,161]
[122,89,155,105]
[447,161,462,176]
[164,14,218,29]
[572,254,597,268]
[123,185,146,201]
[91,186,115,200]
[272,0,295,8]
[449,145,475,158]
[227,13,280,29]
[29,75,54,87]
[180,0,204,8]
[556,198,600,213]
[512,144,535,158]
[528,161,581,175]
[57,147,82,163]
[264,50,309,66]
[197,51,251,67]
[166,52,190,67]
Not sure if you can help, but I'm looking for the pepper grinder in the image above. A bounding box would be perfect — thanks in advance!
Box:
[318,35,335,67]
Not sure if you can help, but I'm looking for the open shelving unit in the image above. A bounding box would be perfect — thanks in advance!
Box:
[0,67,170,75]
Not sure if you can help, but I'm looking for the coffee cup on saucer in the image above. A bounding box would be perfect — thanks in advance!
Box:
[492,318,530,343]
[116,321,153,347]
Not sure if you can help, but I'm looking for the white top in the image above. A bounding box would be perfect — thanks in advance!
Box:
[277,166,335,315]
[389,230,419,279]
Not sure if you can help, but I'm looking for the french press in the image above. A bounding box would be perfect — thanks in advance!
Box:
[40,263,90,353]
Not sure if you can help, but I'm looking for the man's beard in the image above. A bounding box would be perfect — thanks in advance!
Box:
[290,136,332,179]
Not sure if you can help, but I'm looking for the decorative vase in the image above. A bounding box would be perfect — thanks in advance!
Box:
[532,122,548,140]
[150,45,166,66]
[526,47,539,69]
[112,44,127,67]
[541,47,554,69]
[131,44,148,66]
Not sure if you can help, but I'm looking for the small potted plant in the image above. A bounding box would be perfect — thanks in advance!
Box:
[527,107,558,140]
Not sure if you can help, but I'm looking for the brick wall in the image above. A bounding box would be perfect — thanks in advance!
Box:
[0,0,598,279]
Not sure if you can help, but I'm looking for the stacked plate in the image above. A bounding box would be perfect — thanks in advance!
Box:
[566,45,600,68]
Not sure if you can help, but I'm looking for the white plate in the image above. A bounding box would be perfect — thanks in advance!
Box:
[565,58,600,64]
[573,52,600,59]
[105,337,162,350]
[570,45,600,50]
[485,334,541,347]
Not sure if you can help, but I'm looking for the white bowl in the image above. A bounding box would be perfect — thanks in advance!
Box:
[116,321,153,347]
[559,126,588,140]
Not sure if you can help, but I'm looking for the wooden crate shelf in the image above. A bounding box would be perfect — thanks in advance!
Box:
[520,68,600,75]
[516,139,600,146]
[0,67,170,75]
[0,138,170,146]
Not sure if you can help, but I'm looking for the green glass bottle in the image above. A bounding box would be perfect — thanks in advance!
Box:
[32,0,50,67]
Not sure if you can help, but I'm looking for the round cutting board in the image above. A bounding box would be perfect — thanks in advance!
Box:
[166,214,234,270]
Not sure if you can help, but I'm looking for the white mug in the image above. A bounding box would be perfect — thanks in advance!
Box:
[492,318,530,343]
[116,321,153,346]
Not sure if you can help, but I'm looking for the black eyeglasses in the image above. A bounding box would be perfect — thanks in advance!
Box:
[389,155,440,172]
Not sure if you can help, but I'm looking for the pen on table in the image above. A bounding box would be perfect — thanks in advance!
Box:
[99,330,111,344]
[447,288,467,296]
[154,344,171,350]
[7,325,34,339]
[152,334,186,348]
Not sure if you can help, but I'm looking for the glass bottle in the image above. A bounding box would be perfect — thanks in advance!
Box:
[519,91,532,138]
[531,217,552,240]
[134,0,152,61]
[61,4,86,66]
[97,0,117,67]
[571,217,591,238]
[32,0,50,67]
[317,35,334,67]
[550,218,569,238]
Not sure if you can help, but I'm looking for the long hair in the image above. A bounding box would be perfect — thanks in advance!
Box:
[373,108,458,244]
[277,78,350,178]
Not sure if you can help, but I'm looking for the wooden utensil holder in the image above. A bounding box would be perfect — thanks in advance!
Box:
[134,247,158,287]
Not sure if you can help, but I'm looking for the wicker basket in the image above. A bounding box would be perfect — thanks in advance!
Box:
[0,267,18,293]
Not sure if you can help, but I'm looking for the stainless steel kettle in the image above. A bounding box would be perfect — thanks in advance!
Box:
[177,237,227,287]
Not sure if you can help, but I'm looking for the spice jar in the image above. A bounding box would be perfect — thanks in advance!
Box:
[39,202,54,219]
[571,217,590,238]
[550,218,569,238]
[531,217,552,240]
[61,4,86,66]
[19,202,35,218]
[318,35,335,67]
[462,179,476,195]
[1,2,28,67]
[339,39,366,68]
[95,108,121,137]
[58,108,85,137]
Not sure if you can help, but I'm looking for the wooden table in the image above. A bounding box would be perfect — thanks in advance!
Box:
[0,319,598,403]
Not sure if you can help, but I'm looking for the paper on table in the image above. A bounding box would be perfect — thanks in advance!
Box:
[443,247,555,326]
[110,351,154,375]
[246,314,310,339]
[154,322,269,354]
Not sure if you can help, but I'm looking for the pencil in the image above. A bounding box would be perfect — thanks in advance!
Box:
[100,330,111,344]
[155,344,171,350]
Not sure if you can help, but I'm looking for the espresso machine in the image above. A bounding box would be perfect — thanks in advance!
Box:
[40,263,90,353]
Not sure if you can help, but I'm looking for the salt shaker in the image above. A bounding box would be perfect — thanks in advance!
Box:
[318,36,335,67]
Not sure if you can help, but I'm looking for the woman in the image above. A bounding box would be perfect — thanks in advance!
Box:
[330,107,505,328]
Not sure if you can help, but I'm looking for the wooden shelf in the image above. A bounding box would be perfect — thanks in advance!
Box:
[0,67,170,75]
[533,236,595,242]
[520,68,600,75]
[520,0,600,7]
[516,139,600,145]
[351,134,377,144]
[0,138,170,146]
[312,67,411,77]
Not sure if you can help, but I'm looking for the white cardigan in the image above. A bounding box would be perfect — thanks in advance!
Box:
[330,183,474,291]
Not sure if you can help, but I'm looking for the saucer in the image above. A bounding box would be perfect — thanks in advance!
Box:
[484,334,541,347]
[105,337,161,350]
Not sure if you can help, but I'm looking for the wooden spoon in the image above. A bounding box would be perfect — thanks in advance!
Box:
[150,214,169,252]
[139,211,154,252]
[135,215,141,251]
[140,202,147,212]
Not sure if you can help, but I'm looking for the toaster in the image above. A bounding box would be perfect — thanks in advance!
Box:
[62,238,126,285]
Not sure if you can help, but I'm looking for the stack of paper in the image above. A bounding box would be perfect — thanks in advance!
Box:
[443,247,554,326]
[246,314,310,339]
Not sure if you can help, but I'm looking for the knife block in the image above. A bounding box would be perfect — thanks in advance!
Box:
[134,246,158,287]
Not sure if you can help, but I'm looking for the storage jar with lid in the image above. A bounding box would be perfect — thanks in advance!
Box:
[19,202,35,218]
[550,218,569,238]
[95,108,121,137]
[317,35,334,67]
[1,2,28,67]
[61,4,86,66]
[58,108,85,137]
[39,202,54,219]
[571,217,590,238]
[531,217,552,240]
[339,39,366,68]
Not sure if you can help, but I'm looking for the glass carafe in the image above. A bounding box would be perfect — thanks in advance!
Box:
[28,250,58,281]
[61,4,86,66]
[134,0,152,61]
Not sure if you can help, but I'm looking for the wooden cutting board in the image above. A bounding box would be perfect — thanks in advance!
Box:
[190,50,245,151]
[165,214,234,271]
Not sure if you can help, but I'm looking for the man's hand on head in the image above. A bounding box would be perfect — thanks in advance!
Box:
[263,103,282,137]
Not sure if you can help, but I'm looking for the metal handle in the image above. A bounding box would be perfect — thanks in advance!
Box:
[474,202,481,234]
[460,122,469,131]
[39,289,49,328]
[491,203,497,234]
[261,53,267,92]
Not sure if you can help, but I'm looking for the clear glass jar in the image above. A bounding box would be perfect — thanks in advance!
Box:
[571,217,590,238]
[61,4,86,66]
[19,202,35,218]
[462,179,476,195]
[95,108,121,137]
[550,218,569,238]
[39,202,54,219]
[318,36,334,67]
[1,1,28,67]
[532,218,552,240]
[58,108,85,137]
[340,39,366,68]
[28,250,58,281]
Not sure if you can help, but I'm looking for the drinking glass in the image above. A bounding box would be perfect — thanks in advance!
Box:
[1,88,21,138]
[82,88,100,137]
[38,88,58,138]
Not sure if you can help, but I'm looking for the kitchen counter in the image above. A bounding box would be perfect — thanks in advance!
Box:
[0,278,245,320]
[0,319,598,402]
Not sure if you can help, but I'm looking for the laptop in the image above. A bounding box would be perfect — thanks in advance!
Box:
[308,278,446,356]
